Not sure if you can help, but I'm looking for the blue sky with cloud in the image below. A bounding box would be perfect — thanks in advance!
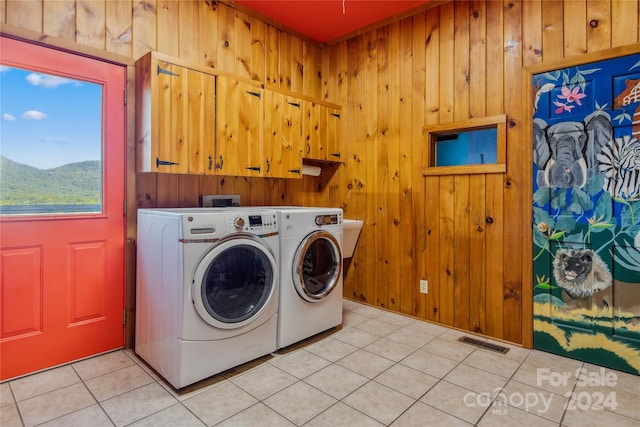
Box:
[1,65,102,169]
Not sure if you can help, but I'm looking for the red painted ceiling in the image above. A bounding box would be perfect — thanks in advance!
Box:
[235,0,430,43]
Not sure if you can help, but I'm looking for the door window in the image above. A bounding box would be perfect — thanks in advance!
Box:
[1,67,103,215]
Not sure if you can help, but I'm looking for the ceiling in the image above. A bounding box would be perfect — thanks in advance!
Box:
[233,0,432,44]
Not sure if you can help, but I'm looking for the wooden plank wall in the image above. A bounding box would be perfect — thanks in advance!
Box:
[334,0,640,346]
[3,0,640,346]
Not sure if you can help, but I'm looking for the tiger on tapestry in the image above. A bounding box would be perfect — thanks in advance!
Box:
[553,248,613,309]
[597,135,640,199]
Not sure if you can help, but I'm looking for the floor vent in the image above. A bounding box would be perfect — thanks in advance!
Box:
[457,336,510,354]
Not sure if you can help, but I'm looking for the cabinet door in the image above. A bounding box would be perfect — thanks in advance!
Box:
[281,96,303,178]
[263,90,283,177]
[216,76,263,176]
[303,101,323,160]
[153,59,174,172]
[187,70,216,175]
[326,108,342,162]
[264,92,302,178]
[240,82,264,177]
[139,57,215,174]
[154,60,188,174]
[302,101,342,162]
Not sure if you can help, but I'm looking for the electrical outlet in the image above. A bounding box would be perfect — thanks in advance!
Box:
[420,280,428,294]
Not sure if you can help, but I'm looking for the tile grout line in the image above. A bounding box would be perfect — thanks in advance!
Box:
[313,311,470,425]
[283,308,416,426]
[470,347,532,426]
[311,310,418,426]
[350,308,504,425]
[557,363,581,427]
[5,302,639,427]
[70,363,115,427]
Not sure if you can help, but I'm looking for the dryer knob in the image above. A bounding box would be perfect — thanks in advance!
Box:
[234,217,246,229]
[315,215,324,225]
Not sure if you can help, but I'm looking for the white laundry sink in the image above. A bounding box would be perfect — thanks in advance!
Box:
[342,219,363,258]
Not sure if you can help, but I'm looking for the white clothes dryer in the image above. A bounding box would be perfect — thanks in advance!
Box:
[274,207,343,349]
[135,208,279,389]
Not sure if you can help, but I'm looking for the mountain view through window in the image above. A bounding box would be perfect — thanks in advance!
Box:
[0,65,103,215]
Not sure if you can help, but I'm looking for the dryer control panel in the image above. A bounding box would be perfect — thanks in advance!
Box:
[315,214,341,226]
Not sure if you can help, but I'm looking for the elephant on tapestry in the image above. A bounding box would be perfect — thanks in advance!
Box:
[533,110,613,189]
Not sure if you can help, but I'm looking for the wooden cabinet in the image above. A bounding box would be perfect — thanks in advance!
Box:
[303,101,342,162]
[215,75,264,177]
[135,52,215,174]
[264,91,303,178]
[136,52,342,177]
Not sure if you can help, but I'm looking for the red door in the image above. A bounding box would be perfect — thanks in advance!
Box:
[0,37,126,380]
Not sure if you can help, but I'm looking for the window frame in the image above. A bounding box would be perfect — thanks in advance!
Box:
[423,114,507,176]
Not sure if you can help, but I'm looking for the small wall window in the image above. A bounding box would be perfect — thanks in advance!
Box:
[423,115,507,175]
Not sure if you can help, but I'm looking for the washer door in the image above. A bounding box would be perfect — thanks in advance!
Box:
[192,235,277,329]
[293,231,342,302]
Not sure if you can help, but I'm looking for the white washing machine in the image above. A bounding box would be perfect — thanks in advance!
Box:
[275,207,343,349]
[135,208,279,389]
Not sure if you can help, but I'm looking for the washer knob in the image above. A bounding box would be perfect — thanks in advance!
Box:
[234,217,245,229]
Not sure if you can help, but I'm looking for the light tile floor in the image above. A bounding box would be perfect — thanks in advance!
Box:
[2,299,639,426]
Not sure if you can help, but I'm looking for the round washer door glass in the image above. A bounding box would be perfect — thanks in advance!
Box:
[293,231,342,302]
[192,237,276,329]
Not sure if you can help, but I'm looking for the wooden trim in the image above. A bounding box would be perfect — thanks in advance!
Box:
[423,114,507,176]
[520,42,640,349]
[525,43,640,76]
[423,164,506,176]
[263,84,343,109]
[144,50,343,110]
[423,114,507,133]
[148,50,262,84]
[0,23,134,66]
[521,68,534,350]
[125,65,137,348]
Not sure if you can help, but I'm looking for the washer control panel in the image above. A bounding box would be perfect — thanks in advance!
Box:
[230,212,278,233]
[234,216,246,229]
[181,210,278,238]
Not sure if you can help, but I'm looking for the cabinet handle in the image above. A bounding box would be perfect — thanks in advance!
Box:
[246,166,261,172]
[288,169,301,174]
[330,112,341,119]
[208,155,213,171]
[246,90,261,99]
[218,155,224,170]
[156,65,179,77]
[306,142,311,154]
[288,101,301,108]
[266,159,271,173]
[156,157,179,167]
[330,153,341,159]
